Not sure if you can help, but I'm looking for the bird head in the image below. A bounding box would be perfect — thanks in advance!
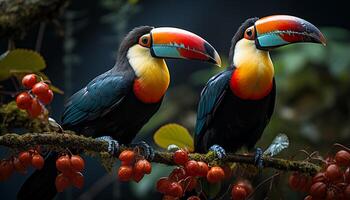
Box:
[228,15,326,100]
[117,26,221,67]
[229,15,326,66]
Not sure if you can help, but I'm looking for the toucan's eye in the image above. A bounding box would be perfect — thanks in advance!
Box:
[244,27,255,40]
[139,34,151,48]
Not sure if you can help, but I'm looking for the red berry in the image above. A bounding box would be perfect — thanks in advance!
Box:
[288,173,300,191]
[70,155,85,172]
[197,161,209,177]
[335,150,350,167]
[173,150,189,166]
[56,155,72,173]
[13,157,26,174]
[55,173,71,192]
[118,165,133,181]
[16,92,32,110]
[185,160,199,176]
[0,161,14,181]
[61,169,75,180]
[231,185,247,200]
[325,164,342,182]
[71,172,84,189]
[135,159,152,174]
[206,166,225,183]
[31,154,44,170]
[26,98,42,118]
[312,172,327,184]
[18,151,32,167]
[133,171,144,183]
[118,150,135,165]
[22,74,37,89]
[143,161,152,174]
[298,175,311,192]
[309,182,327,199]
[32,82,50,97]
[134,160,144,174]
[37,89,53,105]
[156,177,172,194]
[187,196,200,200]
[168,182,183,197]
[236,180,253,196]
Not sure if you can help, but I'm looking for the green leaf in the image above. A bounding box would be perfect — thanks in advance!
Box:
[0,49,46,81]
[153,123,194,152]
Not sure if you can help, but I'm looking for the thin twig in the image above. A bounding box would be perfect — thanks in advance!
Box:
[247,172,281,200]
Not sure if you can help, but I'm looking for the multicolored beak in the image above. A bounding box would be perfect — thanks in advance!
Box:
[254,15,326,50]
[150,27,221,66]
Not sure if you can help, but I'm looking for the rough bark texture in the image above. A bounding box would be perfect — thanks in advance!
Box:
[0,132,322,175]
[0,102,322,175]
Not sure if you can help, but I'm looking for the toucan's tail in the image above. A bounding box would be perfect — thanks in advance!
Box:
[17,152,58,200]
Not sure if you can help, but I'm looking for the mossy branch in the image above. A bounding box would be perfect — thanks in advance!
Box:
[0,0,69,39]
[0,102,51,134]
[0,132,322,175]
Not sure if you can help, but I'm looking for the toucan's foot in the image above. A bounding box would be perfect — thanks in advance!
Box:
[209,144,226,159]
[131,141,155,161]
[96,136,119,155]
[254,147,264,168]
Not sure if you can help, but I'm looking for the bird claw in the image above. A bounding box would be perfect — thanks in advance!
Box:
[96,136,119,156]
[131,141,155,161]
[209,144,226,159]
[254,147,264,169]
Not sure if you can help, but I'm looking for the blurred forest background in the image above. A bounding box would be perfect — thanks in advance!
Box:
[0,0,349,199]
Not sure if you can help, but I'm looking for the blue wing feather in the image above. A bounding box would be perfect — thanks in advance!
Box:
[195,69,232,135]
[62,69,133,126]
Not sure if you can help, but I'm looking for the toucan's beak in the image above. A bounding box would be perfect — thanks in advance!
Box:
[150,27,221,66]
[254,15,326,50]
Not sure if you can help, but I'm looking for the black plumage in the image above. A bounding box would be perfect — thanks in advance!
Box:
[194,18,276,153]
[18,26,163,200]
[194,69,275,153]
[62,26,160,144]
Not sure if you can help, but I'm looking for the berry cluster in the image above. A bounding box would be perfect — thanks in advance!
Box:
[117,150,152,182]
[155,149,253,199]
[0,148,44,181]
[174,149,226,183]
[156,167,198,199]
[55,154,85,192]
[16,74,53,118]
[289,149,350,200]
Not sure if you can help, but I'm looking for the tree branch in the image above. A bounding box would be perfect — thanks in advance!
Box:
[0,132,322,175]
[0,0,69,39]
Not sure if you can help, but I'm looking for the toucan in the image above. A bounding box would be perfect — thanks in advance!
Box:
[194,15,326,163]
[18,26,221,200]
